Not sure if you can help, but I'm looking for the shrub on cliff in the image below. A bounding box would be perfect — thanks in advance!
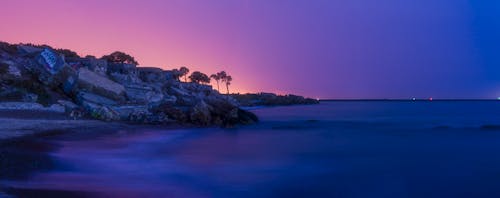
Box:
[101,51,139,65]
[189,71,210,84]
[179,66,189,82]
[54,48,80,58]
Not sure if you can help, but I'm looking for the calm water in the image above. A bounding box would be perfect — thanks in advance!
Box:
[3,101,500,198]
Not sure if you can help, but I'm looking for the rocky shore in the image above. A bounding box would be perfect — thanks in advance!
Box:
[230,93,319,106]
[0,42,258,131]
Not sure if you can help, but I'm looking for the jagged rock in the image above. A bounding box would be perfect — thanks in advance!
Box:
[23,93,38,103]
[77,68,125,101]
[55,65,78,94]
[111,105,149,120]
[66,57,108,76]
[190,100,213,125]
[109,72,142,84]
[137,67,166,83]
[0,41,261,127]
[125,84,163,104]
[126,110,169,124]
[153,103,188,123]
[17,45,43,55]
[237,109,259,124]
[0,60,22,78]
[81,101,120,122]
[36,48,66,74]
[77,91,118,106]
[108,63,137,76]
[48,104,65,113]
[88,58,107,76]
[57,99,79,113]
[162,95,177,105]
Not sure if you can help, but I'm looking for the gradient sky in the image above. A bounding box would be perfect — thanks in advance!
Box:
[1,0,499,99]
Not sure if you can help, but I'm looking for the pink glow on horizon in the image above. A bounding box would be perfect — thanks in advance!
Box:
[0,0,263,95]
[1,0,496,98]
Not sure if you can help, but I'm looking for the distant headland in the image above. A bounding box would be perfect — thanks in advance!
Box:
[0,41,317,138]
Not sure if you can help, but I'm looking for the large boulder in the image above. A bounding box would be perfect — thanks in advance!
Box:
[80,101,120,122]
[137,67,166,83]
[77,68,125,101]
[76,91,118,106]
[189,100,213,125]
[17,45,43,56]
[36,48,66,75]
[152,103,188,123]
[112,105,148,120]
[125,84,163,104]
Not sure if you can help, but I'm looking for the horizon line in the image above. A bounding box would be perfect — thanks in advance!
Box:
[319,98,500,101]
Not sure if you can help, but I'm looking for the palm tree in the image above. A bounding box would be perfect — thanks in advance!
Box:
[210,71,227,92]
[179,66,189,82]
[223,75,232,94]
[210,74,221,91]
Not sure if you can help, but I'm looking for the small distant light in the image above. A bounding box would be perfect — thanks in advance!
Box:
[412,98,416,101]
[429,97,433,101]
[497,97,500,100]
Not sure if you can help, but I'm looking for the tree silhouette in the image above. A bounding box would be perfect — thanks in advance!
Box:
[222,75,232,94]
[55,48,80,58]
[210,71,227,92]
[171,69,182,81]
[189,71,210,84]
[179,66,189,82]
[101,51,139,65]
[210,74,220,91]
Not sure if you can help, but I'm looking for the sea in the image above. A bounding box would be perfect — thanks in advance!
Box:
[2,101,500,198]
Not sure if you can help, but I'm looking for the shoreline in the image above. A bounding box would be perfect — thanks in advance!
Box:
[0,109,204,144]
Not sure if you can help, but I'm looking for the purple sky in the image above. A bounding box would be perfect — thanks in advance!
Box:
[1,0,499,99]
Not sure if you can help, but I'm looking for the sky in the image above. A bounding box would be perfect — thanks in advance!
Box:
[1,0,499,99]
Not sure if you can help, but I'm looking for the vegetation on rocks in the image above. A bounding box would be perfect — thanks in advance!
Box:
[0,41,258,127]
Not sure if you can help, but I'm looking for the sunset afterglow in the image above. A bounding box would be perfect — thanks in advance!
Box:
[1,0,499,99]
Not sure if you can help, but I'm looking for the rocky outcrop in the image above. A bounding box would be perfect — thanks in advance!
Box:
[0,41,258,127]
[77,68,125,101]
[230,93,319,106]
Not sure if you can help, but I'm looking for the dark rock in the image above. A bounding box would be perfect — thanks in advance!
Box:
[153,103,188,123]
[77,68,125,101]
[237,108,259,124]
[0,41,261,127]
[17,45,43,56]
[230,93,319,106]
[80,101,120,122]
[76,91,118,106]
[124,84,163,104]
[137,67,166,83]
[189,100,213,125]
[36,48,66,75]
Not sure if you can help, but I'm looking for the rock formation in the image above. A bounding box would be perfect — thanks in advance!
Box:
[0,42,258,127]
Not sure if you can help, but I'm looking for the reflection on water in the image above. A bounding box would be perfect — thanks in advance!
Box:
[2,101,500,197]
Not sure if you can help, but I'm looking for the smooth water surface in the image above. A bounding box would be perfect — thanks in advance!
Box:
[2,101,500,198]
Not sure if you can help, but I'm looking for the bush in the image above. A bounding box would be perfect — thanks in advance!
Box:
[55,48,80,58]
[101,51,139,65]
